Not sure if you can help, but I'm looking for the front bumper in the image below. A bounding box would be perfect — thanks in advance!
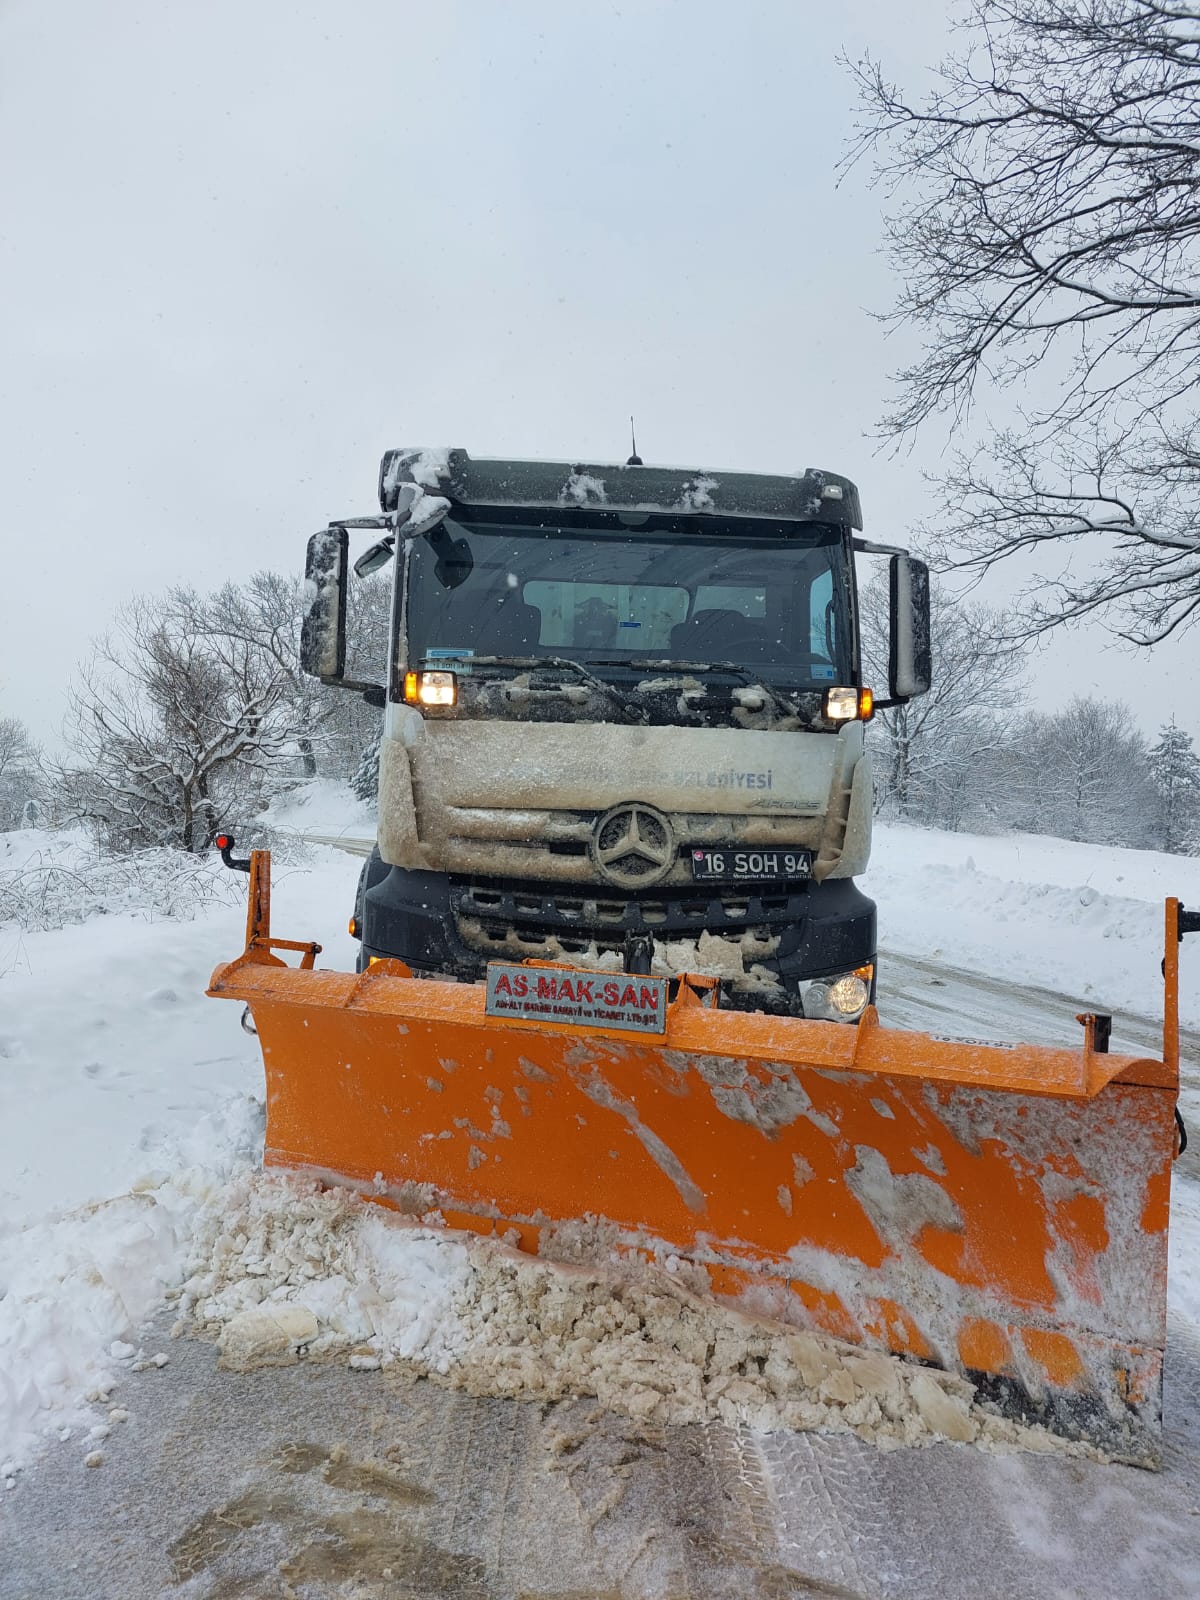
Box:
[360,861,875,1016]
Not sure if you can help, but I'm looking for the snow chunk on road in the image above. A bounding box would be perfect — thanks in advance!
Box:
[181,1173,1092,1460]
[220,1304,320,1366]
[1,1182,199,1465]
[183,1175,469,1372]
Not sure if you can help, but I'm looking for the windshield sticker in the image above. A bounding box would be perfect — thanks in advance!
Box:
[426,647,474,674]
[812,664,836,680]
[618,620,642,628]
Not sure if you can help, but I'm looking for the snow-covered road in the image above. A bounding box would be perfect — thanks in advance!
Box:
[4,1307,1200,1597]
[4,819,1200,1598]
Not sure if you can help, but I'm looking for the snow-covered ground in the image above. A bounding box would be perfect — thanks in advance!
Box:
[0,837,357,1228]
[258,775,378,846]
[869,820,1200,1032]
[2,809,1198,1487]
[0,837,364,1470]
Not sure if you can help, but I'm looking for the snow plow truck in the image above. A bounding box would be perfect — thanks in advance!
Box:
[208,448,1191,1465]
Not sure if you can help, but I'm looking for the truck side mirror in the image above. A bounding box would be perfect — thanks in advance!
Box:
[888,554,932,700]
[354,537,396,578]
[301,526,348,681]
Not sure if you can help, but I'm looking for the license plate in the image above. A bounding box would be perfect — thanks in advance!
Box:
[485,963,668,1034]
[690,848,812,882]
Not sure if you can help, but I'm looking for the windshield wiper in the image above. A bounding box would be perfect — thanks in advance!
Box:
[609,658,795,720]
[456,654,648,725]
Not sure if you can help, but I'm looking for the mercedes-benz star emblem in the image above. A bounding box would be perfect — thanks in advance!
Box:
[589,802,676,890]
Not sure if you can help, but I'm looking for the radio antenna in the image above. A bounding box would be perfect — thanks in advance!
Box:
[626,416,643,466]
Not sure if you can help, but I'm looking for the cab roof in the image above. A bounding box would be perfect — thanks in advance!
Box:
[379,448,862,530]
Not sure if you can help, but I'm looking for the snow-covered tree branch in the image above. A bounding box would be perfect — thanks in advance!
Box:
[0,715,44,830]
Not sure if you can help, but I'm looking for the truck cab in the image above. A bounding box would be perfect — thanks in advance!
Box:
[301,449,930,1019]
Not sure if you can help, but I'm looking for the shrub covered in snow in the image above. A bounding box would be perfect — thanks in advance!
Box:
[0,824,323,936]
[0,831,243,933]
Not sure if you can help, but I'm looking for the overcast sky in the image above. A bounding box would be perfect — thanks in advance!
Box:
[2,0,1194,747]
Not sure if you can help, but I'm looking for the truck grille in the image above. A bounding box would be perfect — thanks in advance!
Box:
[437,807,824,886]
[450,879,804,959]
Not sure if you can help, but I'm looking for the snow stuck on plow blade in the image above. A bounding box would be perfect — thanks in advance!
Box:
[208,853,1184,1466]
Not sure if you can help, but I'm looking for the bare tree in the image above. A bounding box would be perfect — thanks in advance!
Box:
[201,572,319,772]
[199,568,389,783]
[861,578,1026,827]
[57,565,393,852]
[848,1,1200,643]
[59,590,293,852]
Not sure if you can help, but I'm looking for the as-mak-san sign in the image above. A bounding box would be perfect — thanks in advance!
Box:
[485,963,668,1035]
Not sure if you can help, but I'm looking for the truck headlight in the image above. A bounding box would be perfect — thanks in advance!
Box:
[823,686,875,723]
[799,965,874,1022]
[403,670,457,708]
[828,972,871,1015]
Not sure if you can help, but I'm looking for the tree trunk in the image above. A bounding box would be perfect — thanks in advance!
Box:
[197,771,218,850]
[182,788,195,853]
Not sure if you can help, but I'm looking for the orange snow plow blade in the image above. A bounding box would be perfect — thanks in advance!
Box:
[209,852,1188,1465]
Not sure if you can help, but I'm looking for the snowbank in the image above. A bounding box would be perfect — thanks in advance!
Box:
[0,848,359,1232]
[0,841,366,1470]
[0,828,241,935]
[868,823,1200,1031]
[0,1100,263,1474]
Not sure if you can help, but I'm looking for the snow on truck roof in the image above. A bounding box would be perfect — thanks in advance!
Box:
[378,447,863,530]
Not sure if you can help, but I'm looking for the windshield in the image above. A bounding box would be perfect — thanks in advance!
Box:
[404,510,852,692]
